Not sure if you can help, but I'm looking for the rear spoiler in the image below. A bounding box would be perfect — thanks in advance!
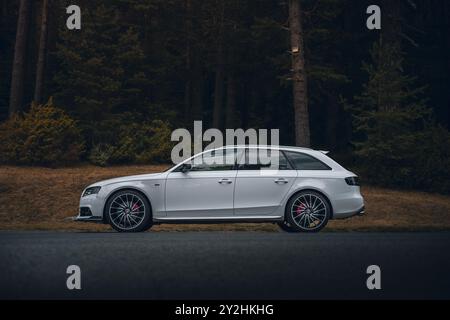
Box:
[319,150,329,155]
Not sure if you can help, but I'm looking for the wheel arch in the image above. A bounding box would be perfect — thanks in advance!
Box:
[102,187,153,223]
[284,188,334,219]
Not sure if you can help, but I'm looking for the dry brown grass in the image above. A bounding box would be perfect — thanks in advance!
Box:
[0,165,449,232]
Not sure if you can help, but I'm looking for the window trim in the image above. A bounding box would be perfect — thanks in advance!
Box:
[174,148,239,172]
[283,150,332,171]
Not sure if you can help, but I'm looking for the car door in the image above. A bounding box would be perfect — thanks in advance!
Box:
[165,148,238,218]
[234,148,297,216]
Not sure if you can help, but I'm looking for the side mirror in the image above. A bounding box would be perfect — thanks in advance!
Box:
[180,163,192,173]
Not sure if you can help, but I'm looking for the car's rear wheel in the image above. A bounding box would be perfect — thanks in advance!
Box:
[284,191,330,233]
[106,190,152,232]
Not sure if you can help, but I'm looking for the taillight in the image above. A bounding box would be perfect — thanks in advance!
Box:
[345,176,360,186]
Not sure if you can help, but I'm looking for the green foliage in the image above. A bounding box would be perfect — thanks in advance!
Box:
[133,120,173,163]
[350,41,450,193]
[89,118,172,166]
[356,126,450,193]
[88,144,117,167]
[53,4,152,122]
[0,100,85,166]
[412,127,450,193]
[52,1,179,163]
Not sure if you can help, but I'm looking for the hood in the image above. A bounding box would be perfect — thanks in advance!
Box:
[89,172,165,188]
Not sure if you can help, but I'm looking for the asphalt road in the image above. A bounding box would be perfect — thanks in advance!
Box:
[0,231,449,300]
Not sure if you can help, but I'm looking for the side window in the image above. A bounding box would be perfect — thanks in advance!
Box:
[238,149,292,170]
[189,149,237,171]
[284,151,331,170]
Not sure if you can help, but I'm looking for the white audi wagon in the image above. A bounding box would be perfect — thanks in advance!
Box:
[75,145,365,232]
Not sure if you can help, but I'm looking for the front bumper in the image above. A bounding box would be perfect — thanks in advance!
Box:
[73,193,105,223]
[73,205,104,223]
[73,215,103,223]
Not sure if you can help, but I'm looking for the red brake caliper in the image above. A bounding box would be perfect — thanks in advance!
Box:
[296,203,305,217]
[132,203,139,213]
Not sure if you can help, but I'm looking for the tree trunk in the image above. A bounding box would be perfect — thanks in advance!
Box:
[9,0,30,116]
[34,0,49,104]
[212,3,225,129]
[379,0,402,113]
[212,49,224,129]
[289,0,310,147]
[1,0,7,22]
[225,75,236,128]
[184,0,192,125]
[326,90,339,149]
[192,53,204,121]
[381,0,402,47]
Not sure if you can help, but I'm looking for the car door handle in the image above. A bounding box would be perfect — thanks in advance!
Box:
[218,179,232,184]
[274,178,289,184]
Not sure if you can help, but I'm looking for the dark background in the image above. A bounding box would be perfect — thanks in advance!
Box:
[0,0,449,192]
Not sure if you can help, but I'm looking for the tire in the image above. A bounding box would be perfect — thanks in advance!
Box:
[284,190,330,233]
[105,190,152,232]
[277,221,300,233]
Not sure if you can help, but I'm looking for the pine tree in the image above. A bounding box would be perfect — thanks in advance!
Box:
[350,40,430,186]
[9,0,30,116]
[34,0,49,104]
[53,4,148,126]
[289,0,309,147]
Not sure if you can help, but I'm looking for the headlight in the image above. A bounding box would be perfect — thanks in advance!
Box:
[345,176,360,186]
[82,186,101,197]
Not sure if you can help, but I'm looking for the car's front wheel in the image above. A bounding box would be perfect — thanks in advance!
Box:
[105,190,152,232]
[284,191,330,232]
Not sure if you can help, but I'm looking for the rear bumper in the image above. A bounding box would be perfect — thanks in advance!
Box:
[357,206,365,216]
[333,205,365,219]
[331,187,365,219]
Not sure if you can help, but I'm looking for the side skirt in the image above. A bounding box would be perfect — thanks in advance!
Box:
[153,216,283,224]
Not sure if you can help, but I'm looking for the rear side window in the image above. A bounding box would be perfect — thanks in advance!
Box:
[284,151,331,170]
[238,149,293,170]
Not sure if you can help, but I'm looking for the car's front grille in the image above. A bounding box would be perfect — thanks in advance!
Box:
[79,207,92,217]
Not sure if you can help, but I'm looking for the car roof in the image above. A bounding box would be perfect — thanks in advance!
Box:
[174,144,346,172]
[214,145,323,154]
[218,144,310,150]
